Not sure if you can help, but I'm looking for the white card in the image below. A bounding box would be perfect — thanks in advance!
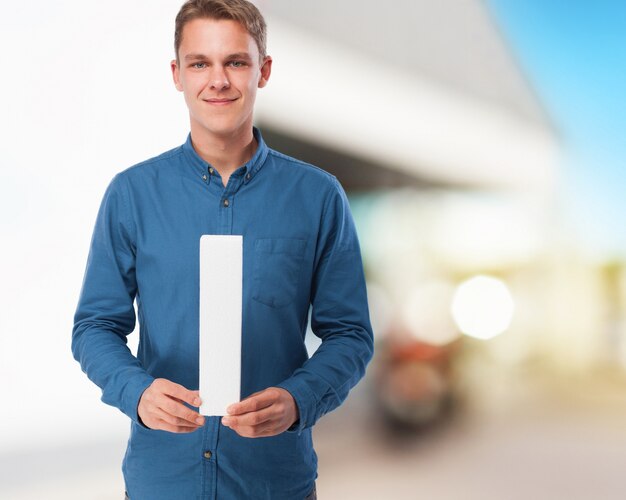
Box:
[199,235,242,416]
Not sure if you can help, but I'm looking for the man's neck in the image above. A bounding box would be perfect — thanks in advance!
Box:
[190,126,257,177]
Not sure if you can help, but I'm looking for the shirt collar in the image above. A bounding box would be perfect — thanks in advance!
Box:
[181,126,269,183]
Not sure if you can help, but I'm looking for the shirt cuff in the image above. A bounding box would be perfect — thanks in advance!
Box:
[275,377,317,436]
[120,373,155,425]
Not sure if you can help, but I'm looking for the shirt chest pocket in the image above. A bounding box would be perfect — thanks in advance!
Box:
[252,238,307,308]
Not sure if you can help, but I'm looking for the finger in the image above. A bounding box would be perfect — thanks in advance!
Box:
[223,404,275,428]
[170,395,201,409]
[154,407,204,429]
[227,388,278,415]
[157,379,202,407]
[152,417,202,434]
[157,395,205,426]
[232,422,280,438]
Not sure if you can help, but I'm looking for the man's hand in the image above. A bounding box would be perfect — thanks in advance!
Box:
[221,387,298,438]
[138,378,205,433]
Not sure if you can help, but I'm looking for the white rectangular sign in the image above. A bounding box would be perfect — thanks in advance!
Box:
[199,234,242,416]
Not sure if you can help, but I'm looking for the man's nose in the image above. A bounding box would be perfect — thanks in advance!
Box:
[209,67,230,90]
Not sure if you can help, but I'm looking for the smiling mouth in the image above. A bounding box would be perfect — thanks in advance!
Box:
[204,98,237,105]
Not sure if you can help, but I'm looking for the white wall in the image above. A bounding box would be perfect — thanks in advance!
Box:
[0,0,191,455]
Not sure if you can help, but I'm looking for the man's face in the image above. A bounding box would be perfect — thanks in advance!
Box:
[171,18,271,140]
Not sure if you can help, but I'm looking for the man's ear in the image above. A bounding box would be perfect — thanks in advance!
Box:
[258,56,272,89]
[171,59,183,92]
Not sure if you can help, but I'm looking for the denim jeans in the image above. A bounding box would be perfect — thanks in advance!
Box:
[125,483,317,499]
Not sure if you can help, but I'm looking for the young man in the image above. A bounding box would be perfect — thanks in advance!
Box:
[72,1,373,498]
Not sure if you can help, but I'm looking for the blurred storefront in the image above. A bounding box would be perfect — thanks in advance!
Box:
[254,0,573,426]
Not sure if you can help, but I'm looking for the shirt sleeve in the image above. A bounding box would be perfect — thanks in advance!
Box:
[71,173,155,423]
[276,176,374,435]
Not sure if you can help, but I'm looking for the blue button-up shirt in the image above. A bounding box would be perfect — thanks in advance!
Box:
[72,127,374,499]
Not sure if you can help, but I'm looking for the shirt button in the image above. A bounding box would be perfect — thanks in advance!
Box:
[202,174,207,181]
[223,199,230,207]
[245,173,251,180]
[209,167,214,174]
[203,450,212,459]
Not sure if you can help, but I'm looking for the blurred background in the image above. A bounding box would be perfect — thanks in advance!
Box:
[1,0,625,498]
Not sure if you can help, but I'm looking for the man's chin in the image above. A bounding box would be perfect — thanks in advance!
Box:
[196,120,254,139]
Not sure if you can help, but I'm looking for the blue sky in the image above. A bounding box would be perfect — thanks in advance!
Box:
[487,0,626,259]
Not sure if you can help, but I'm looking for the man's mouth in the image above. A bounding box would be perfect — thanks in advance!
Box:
[204,98,237,105]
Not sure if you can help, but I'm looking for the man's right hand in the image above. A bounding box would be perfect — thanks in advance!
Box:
[137,378,205,433]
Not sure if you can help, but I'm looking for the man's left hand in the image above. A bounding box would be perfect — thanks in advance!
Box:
[222,387,298,438]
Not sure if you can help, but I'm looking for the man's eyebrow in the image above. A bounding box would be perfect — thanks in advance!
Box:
[225,52,253,60]
[183,52,253,61]
[184,54,209,61]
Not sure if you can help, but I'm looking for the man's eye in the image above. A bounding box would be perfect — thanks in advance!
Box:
[229,61,246,68]
[192,62,206,69]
